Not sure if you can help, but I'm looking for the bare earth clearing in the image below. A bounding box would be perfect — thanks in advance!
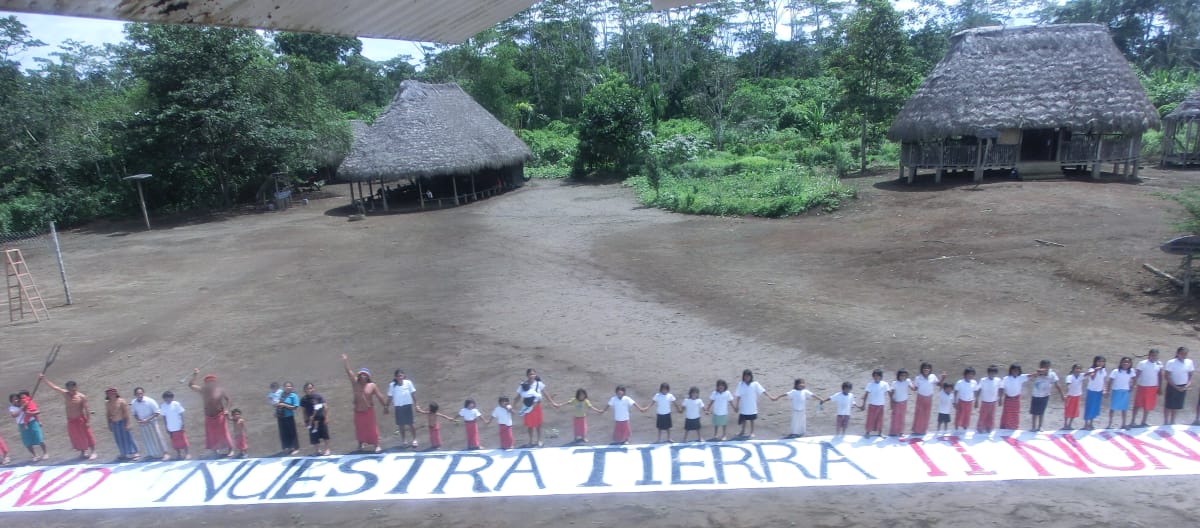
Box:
[5,168,1200,527]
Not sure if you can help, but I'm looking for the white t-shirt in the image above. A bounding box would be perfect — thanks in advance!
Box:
[977,377,1002,403]
[652,392,676,415]
[1164,358,1195,385]
[608,395,636,421]
[864,381,890,406]
[829,392,855,415]
[682,398,705,419]
[954,379,978,402]
[9,404,24,425]
[458,408,481,422]
[161,400,185,432]
[735,381,766,415]
[1109,370,1134,391]
[787,389,814,411]
[1085,368,1108,392]
[518,380,546,401]
[1066,374,1085,396]
[709,391,733,416]
[1031,370,1060,398]
[491,406,512,426]
[1002,374,1029,398]
[388,379,416,406]
[891,380,912,402]
[1135,360,1163,387]
[915,373,939,397]
[937,390,955,414]
[130,396,161,421]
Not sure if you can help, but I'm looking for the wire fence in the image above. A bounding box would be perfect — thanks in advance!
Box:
[2,222,73,318]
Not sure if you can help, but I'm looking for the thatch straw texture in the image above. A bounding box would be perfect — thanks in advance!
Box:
[339,81,531,182]
[1166,88,1200,121]
[888,24,1159,142]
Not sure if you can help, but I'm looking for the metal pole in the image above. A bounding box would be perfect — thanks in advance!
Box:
[136,181,151,230]
[49,221,72,305]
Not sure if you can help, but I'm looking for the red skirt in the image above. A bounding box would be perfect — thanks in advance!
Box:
[354,409,379,445]
[67,416,96,451]
[613,420,631,443]
[1064,395,1081,418]
[977,401,996,432]
[1135,385,1158,410]
[205,414,232,450]
[955,400,973,429]
[1000,396,1021,429]
[865,404,884,433]
[888,401,907,436]
[573,416,587,440]
[499,424,514,449]
[912,394,933,435]
[170,430,190,450]
[233,430,248,451]
[464,421,480,449]
[523,403,544,428]
[428,423,441,448]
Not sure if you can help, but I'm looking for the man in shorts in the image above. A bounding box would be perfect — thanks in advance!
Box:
[1163,347,1194,425]
[384,369,417,448]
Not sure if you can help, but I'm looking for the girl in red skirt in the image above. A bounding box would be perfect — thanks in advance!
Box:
[458,400,483,450]
[1063,364,1084,429]
[556,389,600,443]
[231,409,248,458]
[595,386,648,444]
[417,402,456,449]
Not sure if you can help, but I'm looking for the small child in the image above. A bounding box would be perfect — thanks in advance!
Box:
[160,391,189,460]
[416,402,457,450]
[1029,360,1063,432]
[652,383,677,443]
[826,382,858,435]
[976,365,1002,434]
[1000,364,1030,430]
[490,396,514,449]
[1107,357,1134,429]
[862,369,890,437]
[953,368,979,431]
[770,378,815,438]
[556,389,599,443]
[679,387,705,442]
[459,399,483,450]
[1064,364,1085,429]
[889,369,913,437]
[936,382,954,434]
[268,382,282,407]
[594,385,648,445]
[705,380,734,441]
[231,409,248,458]
[1083,356,1108,430]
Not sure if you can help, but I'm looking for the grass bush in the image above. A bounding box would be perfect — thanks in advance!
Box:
[1142,129,1163,160]
[626,165,856,218]
[525,166,571,179]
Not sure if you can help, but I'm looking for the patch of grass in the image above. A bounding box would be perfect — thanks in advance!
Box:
[626,166,856,218]
[525,165,571,179]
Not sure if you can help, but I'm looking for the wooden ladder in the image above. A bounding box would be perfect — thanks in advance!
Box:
[5,248,49,322]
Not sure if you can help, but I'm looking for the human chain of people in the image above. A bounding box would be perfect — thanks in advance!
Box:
[2,348,1196,465]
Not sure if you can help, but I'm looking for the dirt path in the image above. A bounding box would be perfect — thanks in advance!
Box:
[4,169,1200,526]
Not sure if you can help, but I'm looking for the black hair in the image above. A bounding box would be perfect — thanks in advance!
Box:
[715,379,728,391]
[162,391,175,399]
[575,388,588,400]
[896,369,908,378]
[1091,355,1105,368]
[841,381,853,391]
[231,408,242,415]
[919,362,933,372]
[659,382,670,392]
[963,367,976,376]
[499,395,510,404]
[872,369,884,378]
[986,365,1000,374]
[1008,364,1021,375]
[526,368,542,382]
[394,369,405,377]
[303,382,314,390]
[1118,356,1134,374]
[941,381,953,389]
[742,369,754,382]
[464,399,475,409]
[688,386,700,397]
[793,378,804,389]
[1039,359,1052,368]
[65,381,77,389]
[134,386,145,394]
[428,402,440,413]
[615,385,627,394]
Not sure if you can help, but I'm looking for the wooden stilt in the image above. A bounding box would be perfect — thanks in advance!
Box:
[452,178,459,206]
[417,178,425,209]
[1091,137,1103,179]
[973,138,984,182]
[380,176,389,212]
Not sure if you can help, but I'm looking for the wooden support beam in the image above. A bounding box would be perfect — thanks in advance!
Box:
[380,176,389,212]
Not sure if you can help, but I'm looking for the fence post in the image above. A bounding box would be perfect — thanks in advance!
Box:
[49,221,72,305]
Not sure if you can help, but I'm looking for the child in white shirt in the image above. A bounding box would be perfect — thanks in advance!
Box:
[489,396,514,449]
[861,369,891,437]
[652,383,677,443]
[976,365,1002,434]
[771,378,815,438]
[458,400,483,450]
[1064,364,1085,429]
[953,367,979,431]
[936,382,955,434]
[889,369,914,437]
[1107,357,1135,429]
[680,387,705,442]
[827,382,860,436]
[705,380,734,441]
[595,385,649,445]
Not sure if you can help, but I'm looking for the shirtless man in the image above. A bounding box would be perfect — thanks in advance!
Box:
[342,354,386,452]
[188,369,234,457]
[39,375,97,460]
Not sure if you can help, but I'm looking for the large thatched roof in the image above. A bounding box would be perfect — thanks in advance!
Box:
[1165,88,1200,121]
[339,81,531,182]
[888,24,1160,142]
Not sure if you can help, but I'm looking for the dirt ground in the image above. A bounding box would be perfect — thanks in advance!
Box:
[5,167,1200,526]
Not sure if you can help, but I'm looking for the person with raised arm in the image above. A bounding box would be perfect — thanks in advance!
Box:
[39,375,96,460]
[342,354,387,452]
[188,369,233,457]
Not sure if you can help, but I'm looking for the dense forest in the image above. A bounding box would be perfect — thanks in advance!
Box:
[1,0,1198,231]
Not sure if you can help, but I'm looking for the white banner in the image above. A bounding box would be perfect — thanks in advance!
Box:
[3,427,1200,512]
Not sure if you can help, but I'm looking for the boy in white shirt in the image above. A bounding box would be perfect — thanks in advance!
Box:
[489,396,514,450]
[652,383,677,443]
[826,382,859,436]
[861,370,890,437]
[1163,346,1195,425]
[160,391,189,460]
[1132,348,1163,428]
[1029,360,1063,432]
[596,385,649,444]
[953,367,979,431]
[771,378,815,438]
[936,382,955,434]
[976,365,1002,434]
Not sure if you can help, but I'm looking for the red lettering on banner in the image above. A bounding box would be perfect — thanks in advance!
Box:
[903,439,947,477]
[29,468,110,506]
[1003,435,1091,477]
[1063,433,1143,471]
[939,436,996,476]
[0,469,77,507]
[1113,431,1200,470]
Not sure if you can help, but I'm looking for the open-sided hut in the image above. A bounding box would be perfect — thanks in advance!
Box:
[888,24,1159,183]
[1162,88,1200,167]
[338,80,531,210]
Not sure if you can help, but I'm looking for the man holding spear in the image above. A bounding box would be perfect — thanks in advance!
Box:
[39,375,97,460]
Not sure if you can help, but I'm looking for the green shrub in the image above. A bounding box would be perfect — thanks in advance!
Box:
[518,121,578,167]
[797,140,854,177]
[655,118,713,143]
[525,165,571,179]
[1142,129,1164,160]
[626,166,856,218]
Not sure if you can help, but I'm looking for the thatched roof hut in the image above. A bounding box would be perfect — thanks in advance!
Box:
[339,81,531,183]
[889,24,1159,183]
[1163,88,1200,166]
